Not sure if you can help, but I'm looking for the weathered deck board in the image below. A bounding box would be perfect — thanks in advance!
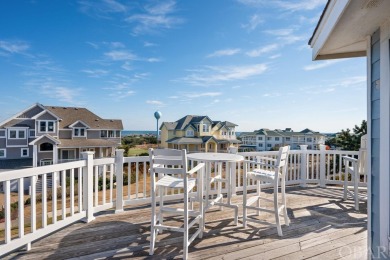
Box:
[4,186,367,260]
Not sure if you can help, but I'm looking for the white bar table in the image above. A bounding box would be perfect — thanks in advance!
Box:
[187,152,244,226]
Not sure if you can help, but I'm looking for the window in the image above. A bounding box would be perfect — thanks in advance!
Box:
[0,130,5,138]
[258,143,263,147]
[275,137,280,141]
[8,129,26,139]
[29,129,35,138]
[267,144,272,148]
[267,137,272,141]
[0,149,6,158]
[285,137,291,141]
[40,159,53,166]
[203,124,209,132]
[101,130,119,138]
[306,138,312,142]
[258,136,262,141]
[38,121,55,133]
[73,128,86,137]
[40,143,53,152]
[186,130,194,137]
[21,148,29,157]
[108,130,115,138]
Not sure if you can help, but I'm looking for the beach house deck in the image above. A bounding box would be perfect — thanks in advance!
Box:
[0,149,368,259]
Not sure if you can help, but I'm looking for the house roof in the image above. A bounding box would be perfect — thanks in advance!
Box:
[44,106,123,130]
[161,115,238,131]
[0,104,123,130]
[309,0,390,60]
[246,128,324,137]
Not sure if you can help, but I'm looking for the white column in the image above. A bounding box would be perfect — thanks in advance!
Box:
[82,151,95,223]
[53,145,58,164]
[319,144,326,188]
[115,149,124,213]
[33,145,38,167]
[300,145,308,187]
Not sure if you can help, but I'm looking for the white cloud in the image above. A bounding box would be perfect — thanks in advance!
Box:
[104,50,137,61]
[237,0,326,12]
[264,28,294,36]
[86,41,99,49]
[207,48,241,58]
[147,57,161,62]
[146,100,165,106]
[183,92,222,98]
[332,76,366,88]
[276,0,327,12]
[303,60,343,71]
[0,40,30,54]
[82,69,109,77]
[269,53,281,59]
[121,62,133,71]
[144,41,157,47]
[246,44,278,57]
[177,64,268,86]
[40,84,82,104]
[78,0,128,18]
[242,14,263,31]
[125,0,183,35]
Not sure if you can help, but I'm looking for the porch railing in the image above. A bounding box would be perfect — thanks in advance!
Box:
[0,147,363,256]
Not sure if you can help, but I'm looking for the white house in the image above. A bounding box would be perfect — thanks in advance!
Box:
[309,0,390,257]
[240,128,325,151]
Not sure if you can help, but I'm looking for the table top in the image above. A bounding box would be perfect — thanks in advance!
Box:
[187,152,244,162]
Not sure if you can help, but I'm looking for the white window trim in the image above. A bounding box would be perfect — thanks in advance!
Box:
[21,148,29,157]
[73,127,86,137]
[8,129,27,140]
[0,129,5,138]
[101,130,120,138]
[38,120,56,133]
[0,149,6,158]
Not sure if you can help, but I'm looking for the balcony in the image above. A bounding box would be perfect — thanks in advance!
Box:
[0,149,367,259]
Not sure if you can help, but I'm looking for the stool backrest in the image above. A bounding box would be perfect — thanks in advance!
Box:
[149,148,187,178]
[276,145,290,177]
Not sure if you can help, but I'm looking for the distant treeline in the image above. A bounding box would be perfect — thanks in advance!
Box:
[119,135,157,156]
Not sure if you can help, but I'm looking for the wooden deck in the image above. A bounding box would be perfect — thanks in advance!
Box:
[4,186,367,260]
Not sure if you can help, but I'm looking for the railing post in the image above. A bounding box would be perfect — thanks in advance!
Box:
[300,145,308,187]
[319,144,326,188]
[82,151,95,223]
[115,149,124,213]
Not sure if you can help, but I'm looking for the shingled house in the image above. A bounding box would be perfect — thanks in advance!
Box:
[0,103,123,170]
[160,115,240,153]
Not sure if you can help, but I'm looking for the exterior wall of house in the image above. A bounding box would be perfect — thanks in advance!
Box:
[18,105,44,118]
[87,130,100,139]
[370,28,381,250]
[160,126,169,148]
[59,130,72,139]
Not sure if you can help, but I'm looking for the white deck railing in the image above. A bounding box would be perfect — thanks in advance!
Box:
[0,147,362,256]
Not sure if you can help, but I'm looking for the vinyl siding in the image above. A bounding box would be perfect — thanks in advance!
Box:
[370,28,380,249]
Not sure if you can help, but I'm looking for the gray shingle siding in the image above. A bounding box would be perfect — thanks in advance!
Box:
[370,28,380,250]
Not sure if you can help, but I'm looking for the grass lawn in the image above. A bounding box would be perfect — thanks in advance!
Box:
[127,148,148,156]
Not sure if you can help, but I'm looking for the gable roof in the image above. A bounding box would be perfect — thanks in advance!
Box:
[0,103,123,130]
[44,106,123,130]
[161,115,237,131]
[29,134,61,145]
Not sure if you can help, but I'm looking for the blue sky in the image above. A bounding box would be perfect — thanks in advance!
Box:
[0,0,366,132]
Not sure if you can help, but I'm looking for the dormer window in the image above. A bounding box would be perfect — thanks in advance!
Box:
[73,128,86,137]
[39,121,55,133]
[186,130,194,137]
[203,124,209,132]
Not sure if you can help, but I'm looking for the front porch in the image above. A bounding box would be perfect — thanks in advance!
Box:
[3,185,367,259]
